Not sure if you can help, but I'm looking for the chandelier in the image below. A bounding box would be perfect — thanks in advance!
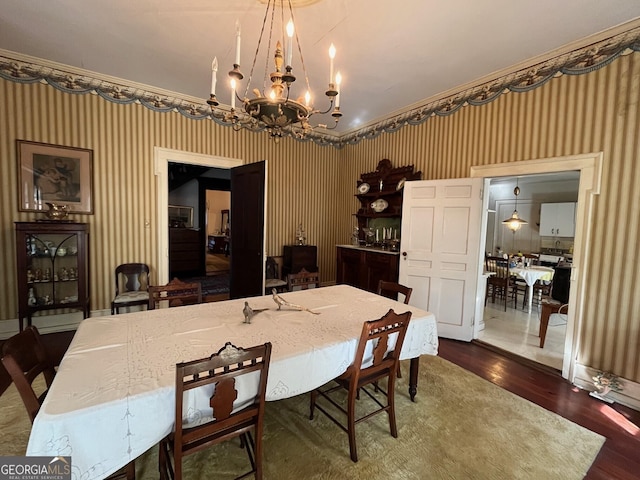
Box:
[502,178,528,232]
[207,0,342,140]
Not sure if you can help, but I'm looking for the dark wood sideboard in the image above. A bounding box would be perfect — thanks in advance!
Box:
[336,246,399,293]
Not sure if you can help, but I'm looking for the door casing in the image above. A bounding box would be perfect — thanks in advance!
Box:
[471,152,603,381]
[154,147,243,285]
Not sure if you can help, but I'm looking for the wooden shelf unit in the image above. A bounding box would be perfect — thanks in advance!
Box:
[354,159,421,239]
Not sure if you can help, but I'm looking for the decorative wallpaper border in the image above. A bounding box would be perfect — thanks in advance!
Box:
[1,26,639,149]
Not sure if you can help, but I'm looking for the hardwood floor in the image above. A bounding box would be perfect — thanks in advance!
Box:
[5,331,638,478]
[438,338,640,480]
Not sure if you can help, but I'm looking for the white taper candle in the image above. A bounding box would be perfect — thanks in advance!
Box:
[211,57,218,95]
[235,21,241,65]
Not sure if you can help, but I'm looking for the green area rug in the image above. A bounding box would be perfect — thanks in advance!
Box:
[0,356,604,479]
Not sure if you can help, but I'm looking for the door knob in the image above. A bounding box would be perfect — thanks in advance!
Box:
[402,251,407,257]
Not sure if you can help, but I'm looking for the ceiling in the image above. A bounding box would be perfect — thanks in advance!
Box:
[1,1,639,135]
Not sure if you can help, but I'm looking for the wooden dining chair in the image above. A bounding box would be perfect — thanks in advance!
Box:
[1,326,56,423]
[111,263,150,314]
[286,268,320,291]
[265,256,287,294]
[484,256,512,311]
[1,326,136,479]
[159,342,272,480]
[309,309,411,462]
[377,280,412,304]
[376,280,412,378]
[148,278,202,309]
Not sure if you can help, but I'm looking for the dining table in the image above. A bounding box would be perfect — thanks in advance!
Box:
[511,265,555,313]
[26,284,438,480]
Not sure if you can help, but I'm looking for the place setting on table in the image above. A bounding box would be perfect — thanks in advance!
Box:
[26,284,438,480]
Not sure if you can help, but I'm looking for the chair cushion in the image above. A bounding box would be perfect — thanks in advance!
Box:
[114,291,149,303]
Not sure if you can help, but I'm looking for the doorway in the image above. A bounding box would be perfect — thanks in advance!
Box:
[153,148,242,285]
[471,153,603,381]
[478,172,580,370]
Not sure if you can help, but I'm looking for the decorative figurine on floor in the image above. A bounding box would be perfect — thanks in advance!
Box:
[590,370,623,403]
[271,289,320,315]
[242,301,268,324]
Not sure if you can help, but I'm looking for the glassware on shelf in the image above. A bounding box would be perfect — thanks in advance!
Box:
[362,228,375,247]
[352,226,360,246]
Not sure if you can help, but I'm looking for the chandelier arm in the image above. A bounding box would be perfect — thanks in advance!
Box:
[313,97,335,115]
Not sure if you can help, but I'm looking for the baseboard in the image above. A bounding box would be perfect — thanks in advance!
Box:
[574,363,640,411]
[472,340,562,376]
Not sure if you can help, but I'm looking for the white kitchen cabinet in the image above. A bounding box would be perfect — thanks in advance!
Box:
[540,202,576,237]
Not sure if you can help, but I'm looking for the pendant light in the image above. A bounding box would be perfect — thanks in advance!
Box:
[502,178,528,232]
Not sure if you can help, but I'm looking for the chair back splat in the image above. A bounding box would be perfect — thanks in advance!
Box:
[286,268,320,291]
[309,309,411,462]
[159,342,272,480]
[148,278,202,310]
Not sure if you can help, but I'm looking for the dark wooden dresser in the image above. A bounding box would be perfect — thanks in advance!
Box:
[283,245,318,278]
[170,228,203,277]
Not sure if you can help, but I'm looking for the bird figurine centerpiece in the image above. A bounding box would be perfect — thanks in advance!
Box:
[242,301,268,324]
[271,289,320,315]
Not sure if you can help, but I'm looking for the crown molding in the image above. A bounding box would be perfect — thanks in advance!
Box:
[1,19,639,149]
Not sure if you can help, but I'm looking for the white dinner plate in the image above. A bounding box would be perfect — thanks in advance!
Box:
[358,183,370,194]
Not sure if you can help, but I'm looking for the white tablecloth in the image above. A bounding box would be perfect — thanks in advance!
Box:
[27,285,438,479]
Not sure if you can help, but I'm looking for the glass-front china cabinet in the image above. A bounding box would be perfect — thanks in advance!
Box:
[15,222,89,331]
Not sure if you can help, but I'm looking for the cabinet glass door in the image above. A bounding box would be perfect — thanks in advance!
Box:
[26,232,80,307]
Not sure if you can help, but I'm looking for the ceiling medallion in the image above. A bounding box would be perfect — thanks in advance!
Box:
[207,0,343,141]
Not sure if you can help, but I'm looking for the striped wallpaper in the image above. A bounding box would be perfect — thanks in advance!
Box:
[1,50,639,384]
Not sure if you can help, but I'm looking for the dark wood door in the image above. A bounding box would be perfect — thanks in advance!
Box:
[230,161,265,299]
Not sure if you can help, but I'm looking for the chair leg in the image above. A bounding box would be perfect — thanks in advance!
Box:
[309,390,316,420]
[125,461,135,480]
[253,426,263,480]
[347,388,358,462]
[388,374,399,438]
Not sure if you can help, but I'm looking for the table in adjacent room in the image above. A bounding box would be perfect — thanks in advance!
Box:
[511,265,555,313]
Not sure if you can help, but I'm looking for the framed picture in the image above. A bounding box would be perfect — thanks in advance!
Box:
[168,205,194,228]
[17,140,94,214]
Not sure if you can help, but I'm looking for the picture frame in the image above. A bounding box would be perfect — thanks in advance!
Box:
[17,140,94,214]
[168,205,194,228]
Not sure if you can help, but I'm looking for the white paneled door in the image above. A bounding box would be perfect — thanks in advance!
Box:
[399,178,484,341]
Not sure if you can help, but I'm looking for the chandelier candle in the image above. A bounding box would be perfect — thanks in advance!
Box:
[286,20,294,67]
[329,44,336,84]
[235,21,241,65]
[211,57,218,96]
